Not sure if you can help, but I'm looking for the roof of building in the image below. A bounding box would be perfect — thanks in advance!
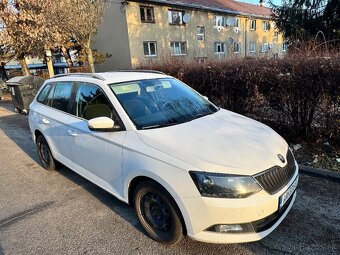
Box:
[137,0,272,18]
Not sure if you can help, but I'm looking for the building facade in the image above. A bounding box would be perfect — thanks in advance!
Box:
[94,0,287,71]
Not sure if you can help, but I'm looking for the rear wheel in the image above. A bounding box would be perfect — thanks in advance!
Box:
[36,135,56,171]
[133,181,184,245]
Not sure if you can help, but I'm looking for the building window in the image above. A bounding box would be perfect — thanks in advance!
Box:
[197,26,205,42]
[143,42,157,57]
[262,21,270,31]
[249,42,256,53]
[170,42,187,55]
[195,57,207,64]
[234,42,241,53]
[261,42,269,52]
[168,10,184,25]
[234,18,240,28]
[250,19,256,30]
[214,42,225,54]
[140,6,155,23]
[215,16,225,27]
[282,42,288,51]
[274,31,279,42]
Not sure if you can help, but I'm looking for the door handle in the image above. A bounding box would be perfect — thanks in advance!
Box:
[67,130,78,137]
[41,118,50,124]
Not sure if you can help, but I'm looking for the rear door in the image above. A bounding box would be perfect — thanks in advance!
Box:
[33,81,75,162]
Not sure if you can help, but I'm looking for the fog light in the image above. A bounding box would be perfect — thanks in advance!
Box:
[215,224,242,233]
[208,223,254,233]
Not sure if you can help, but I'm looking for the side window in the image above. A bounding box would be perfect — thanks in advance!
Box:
[37,83,53,105]
[76,83,114,121]
[50,82,74,113]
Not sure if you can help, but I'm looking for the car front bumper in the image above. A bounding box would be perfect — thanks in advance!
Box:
[182,168,298,244]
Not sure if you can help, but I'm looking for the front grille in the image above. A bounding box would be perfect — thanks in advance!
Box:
[254,150,296,194]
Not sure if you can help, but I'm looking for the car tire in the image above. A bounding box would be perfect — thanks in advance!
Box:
[36,135,56,171]
[134,181,184,245]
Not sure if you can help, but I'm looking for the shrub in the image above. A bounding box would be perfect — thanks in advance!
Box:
[138,55,339,143]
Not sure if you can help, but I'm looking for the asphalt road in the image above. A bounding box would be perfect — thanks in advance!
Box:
[0,101,339,255]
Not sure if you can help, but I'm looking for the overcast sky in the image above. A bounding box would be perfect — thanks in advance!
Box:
[237,0,282,6]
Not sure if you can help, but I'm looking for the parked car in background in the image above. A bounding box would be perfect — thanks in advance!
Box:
[28,71,298,244]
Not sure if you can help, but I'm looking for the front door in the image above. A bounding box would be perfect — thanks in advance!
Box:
[66,82,126,196]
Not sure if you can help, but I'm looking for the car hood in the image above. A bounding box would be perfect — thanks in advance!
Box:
[136,109,288,175]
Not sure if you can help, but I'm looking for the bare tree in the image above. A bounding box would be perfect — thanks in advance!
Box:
[0,0,68,76]
[61,0,108,73]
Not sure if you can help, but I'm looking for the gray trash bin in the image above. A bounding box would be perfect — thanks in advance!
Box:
[0,80,6,100]
[6,76,45,113]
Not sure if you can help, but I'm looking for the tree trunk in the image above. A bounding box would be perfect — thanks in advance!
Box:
[45,50,55,78]
[18,56,31,76]
[61,45,73,67]
[85,40,95,73]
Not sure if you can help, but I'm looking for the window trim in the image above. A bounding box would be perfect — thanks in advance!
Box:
[215,15,225,27]
[170,41,187,56]
[197,26,205,42]
[282,42,288,52]
[143,41,157,57]
[262,21,270,31]
[249,42,256,53]
[214,42,226,54]
[250,19,256,30]
[234,42,241,54]
[168,9,185,26]
[234,17,240,28]
[261,42,269,53]
[140,5,155,23]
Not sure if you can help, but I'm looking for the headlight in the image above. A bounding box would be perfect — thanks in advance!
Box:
[189,171,262,198]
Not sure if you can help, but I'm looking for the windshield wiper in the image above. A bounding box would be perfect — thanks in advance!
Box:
[141,118,179,130]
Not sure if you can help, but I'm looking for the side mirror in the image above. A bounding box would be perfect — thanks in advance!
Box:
[88,117,120,132]
[203,96,209,101]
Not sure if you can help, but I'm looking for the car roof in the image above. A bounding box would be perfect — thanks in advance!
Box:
[50,71,172,84]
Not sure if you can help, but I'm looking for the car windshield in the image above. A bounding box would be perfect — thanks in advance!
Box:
[109,78,218,129]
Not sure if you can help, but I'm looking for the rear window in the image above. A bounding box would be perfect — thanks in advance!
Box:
[50,82,74,113]
[37,83,53,104]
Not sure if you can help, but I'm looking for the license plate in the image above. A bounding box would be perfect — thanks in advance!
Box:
[279,176,298,209]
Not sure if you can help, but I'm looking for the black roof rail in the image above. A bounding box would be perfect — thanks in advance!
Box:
[52,73,105,81]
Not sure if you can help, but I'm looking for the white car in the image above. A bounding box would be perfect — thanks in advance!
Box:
[28,71,298,244]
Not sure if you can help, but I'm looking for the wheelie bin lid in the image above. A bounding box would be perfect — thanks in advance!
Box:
[6,76,45,86]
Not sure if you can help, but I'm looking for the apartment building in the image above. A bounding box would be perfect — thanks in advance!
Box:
[93,0,287,71]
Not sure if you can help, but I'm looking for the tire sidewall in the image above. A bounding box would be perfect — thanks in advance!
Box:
[134,181,183,245]
[36,135,55,171]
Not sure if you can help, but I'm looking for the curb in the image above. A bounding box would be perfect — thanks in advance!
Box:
[299,164,340,182]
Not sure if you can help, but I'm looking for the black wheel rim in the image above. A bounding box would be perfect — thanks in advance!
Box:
[39,141,50,166]
[141,192,172,233]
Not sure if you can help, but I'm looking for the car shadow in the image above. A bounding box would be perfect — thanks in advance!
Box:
[0,108,145,235]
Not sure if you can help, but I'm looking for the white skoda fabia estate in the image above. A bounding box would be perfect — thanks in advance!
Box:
[29,71,298,244]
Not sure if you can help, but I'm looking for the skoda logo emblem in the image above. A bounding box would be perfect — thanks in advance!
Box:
[278,154,285,163]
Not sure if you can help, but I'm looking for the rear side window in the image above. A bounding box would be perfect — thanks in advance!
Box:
[50,82,74,113]
[37,83,53,104]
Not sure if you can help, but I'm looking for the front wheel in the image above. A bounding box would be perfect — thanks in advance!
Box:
[133,181,184,245]
[36,135,56,171]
